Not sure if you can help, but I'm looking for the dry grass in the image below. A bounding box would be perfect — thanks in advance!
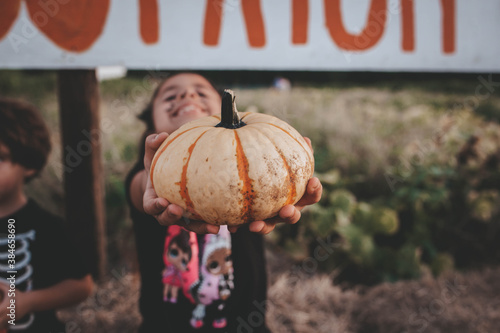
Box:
[58,258,500,333]
[350,266,500,333]
[58,272,141,332]
[267,274,357,333]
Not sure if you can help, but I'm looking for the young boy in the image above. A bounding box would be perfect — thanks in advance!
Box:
[0,98,93,332]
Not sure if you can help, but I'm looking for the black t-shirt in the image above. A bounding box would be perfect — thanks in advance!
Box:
[0,199,89,333]
[126,162,270,333]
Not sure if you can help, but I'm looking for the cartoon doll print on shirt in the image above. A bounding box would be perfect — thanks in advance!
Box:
[190,225,234,329]
[162,225,198,303]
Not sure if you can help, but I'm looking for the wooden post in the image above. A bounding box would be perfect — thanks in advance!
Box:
[57,70,107,280]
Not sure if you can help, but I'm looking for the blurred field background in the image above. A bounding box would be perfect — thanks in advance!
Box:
[2,70,500,332]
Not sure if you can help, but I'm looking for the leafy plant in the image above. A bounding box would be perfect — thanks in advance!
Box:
[275,128,500,285]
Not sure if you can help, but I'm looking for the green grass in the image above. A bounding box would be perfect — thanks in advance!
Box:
[0,70,57,103]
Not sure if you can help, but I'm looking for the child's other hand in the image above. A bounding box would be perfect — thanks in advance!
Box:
[229,176,322,234]
[143,133,220,234]
[229,137,323,235]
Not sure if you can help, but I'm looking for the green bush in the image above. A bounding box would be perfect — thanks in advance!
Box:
[272,127,500,285]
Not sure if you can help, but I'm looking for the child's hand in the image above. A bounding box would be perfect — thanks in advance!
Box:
[0,283,32,329]
[228,137,323,235]
[0,283,8,329]
[143,133,220,234]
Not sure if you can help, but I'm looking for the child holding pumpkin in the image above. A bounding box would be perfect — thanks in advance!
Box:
[126,72,322,332]
[0,98,93,332]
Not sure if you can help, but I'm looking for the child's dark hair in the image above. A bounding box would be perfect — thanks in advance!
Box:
[0,98,51,180]
[135,72,222,168]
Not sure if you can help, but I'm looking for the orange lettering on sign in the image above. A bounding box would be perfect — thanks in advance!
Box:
[242,0,266,47]
[400,0,455,54]
[0,0,21,41]
[441,0,455,53]
[24,0,110,52]
[203,0,224,46]
[0,0,457,56]
[401,0,414,52]
[292,0,308,44]
[324,0,387,51]
[139,0,159,44]
[203,0,266,48]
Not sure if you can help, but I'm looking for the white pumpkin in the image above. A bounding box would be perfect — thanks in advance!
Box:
[150,90,314,226]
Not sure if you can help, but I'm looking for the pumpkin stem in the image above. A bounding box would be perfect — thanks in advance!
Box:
[216,89,247,129]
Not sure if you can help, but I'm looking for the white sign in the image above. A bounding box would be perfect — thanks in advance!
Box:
[0,0,498,72]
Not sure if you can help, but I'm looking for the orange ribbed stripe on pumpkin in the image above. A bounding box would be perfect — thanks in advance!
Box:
[234,131,256,222]
[176,131,208,220]
[265,123,313,165]
[150,126,204,187]
[275,148,297,205]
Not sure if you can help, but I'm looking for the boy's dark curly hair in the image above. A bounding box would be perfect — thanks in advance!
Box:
[0,98,51,181]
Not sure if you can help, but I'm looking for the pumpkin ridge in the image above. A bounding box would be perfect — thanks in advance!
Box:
[150,126,204,188]
[176,130,208,219]
[253,128,297,206]
[261,122,313,165]
[276,147,297,206]
[234,131,256,223]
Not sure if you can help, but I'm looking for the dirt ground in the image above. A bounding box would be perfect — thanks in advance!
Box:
[58,249,500,333]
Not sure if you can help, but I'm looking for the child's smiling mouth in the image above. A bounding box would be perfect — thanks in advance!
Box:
[171,102,206,118]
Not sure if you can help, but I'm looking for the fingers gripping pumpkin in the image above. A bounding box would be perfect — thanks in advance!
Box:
[150,90,314,226]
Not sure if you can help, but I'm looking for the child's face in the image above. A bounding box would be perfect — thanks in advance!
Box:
[152,73,221,134]
[0,145,34,205]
